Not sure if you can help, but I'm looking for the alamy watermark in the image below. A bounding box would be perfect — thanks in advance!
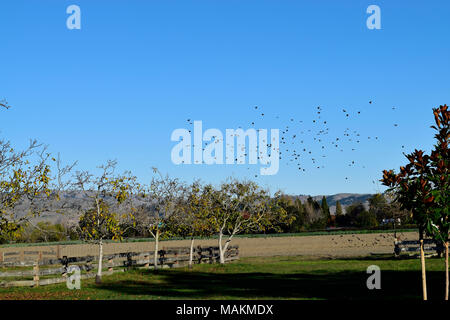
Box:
[66,5,81,30]
[171,121,280,175]
[366,265,381,289]
[366,5,381,30]
[66,265,81,290]
[66,5,379,31]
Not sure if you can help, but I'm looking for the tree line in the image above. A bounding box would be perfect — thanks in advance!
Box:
[4,189,415,246]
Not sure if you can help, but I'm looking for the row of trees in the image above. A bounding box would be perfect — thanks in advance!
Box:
[275,193,412,232]
[0,147,291,282]
[0,132,413,285]
[0,101,291,283]
[335,193,413,229]
[9,191,414,245]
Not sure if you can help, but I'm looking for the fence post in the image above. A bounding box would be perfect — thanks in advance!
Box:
[158,250,165,268]
[126,253,132,270]
[108,258,113,273]
[33,263,40,287]
[208,247,213,264]
[173,249,179,267]
[61,256,68,278]
[196,246,201,264]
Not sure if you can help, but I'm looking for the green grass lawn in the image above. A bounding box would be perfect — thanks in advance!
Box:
[0,255,446,300]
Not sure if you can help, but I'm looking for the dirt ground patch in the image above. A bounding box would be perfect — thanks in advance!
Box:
[0,231,418,259]
[172,231,417,258]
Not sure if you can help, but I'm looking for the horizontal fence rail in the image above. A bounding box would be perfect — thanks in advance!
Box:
[0,245,239,288]
[394,239,444,257]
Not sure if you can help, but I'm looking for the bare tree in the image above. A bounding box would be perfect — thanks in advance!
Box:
[73,160,138,283]
[134,168,184,270]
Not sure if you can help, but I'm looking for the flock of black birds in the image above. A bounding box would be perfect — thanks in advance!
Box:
[249,101,401,179]
[330,233,390,247]
[185,101,401,180]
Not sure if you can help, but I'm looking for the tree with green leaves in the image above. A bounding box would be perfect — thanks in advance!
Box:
[0,105,76,244]
[78,200,122,283]
[335,201,343,217]
[25,221,67,243]
[368,193,411,233]
[357,210,378,229]
[166,180,214,268]
[0,138,54,242]
[381,104,449,300]
[207,179,287,264]
[304,197,326,230]
[321,196,331,227]
[428,105,449,299]
[275,196,304,233]
[368,193,388,223]
[291,198,306,232]
[74,160,137,283]
[343,203,377,228]
[335,201,349,228]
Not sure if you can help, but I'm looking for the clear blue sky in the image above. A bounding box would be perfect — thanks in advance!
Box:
[0,0,449,195]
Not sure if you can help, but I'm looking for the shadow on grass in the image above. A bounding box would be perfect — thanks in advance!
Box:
[338,254,445,261]
[96,268,446,300]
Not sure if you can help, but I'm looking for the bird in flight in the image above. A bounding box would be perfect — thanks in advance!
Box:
[0,100,10,109]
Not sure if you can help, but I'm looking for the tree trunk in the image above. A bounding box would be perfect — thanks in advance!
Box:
[218,231,225,264]
[95,239,103,284]
[223,238,231,262]
[189,237,195,269]
[153,229,160,270]
[445,241,449,301]
[420,239,427,300]
[218,231,233,264]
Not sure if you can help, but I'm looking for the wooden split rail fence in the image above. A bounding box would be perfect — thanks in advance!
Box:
[394,239,443,257]
[0,245,239,288]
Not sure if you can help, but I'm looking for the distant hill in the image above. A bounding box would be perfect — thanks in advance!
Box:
[288,193,373,215]
[16,191,142,226]
[21,192,374,225]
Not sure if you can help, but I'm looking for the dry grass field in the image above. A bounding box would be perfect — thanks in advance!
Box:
[0,231,418,259]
